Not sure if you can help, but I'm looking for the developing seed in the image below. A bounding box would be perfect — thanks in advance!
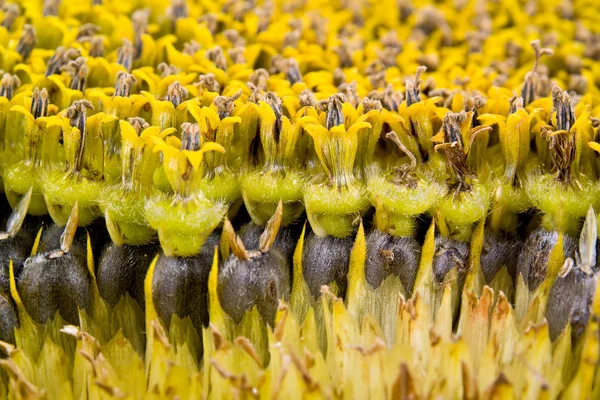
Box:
[365,229,420,296]
[97,243,158,308]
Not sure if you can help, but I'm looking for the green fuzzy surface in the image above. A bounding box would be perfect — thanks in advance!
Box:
[4,162,48,215]
[42,172,103,226]
[198,172,241,203]
[145,194,226,256]
[526,173,600,234]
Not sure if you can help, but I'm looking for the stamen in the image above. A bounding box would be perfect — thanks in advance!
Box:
[131,9,149,59]
[127,117,149,135]
[198,13,218,35]
[509,96,524,114]
[196,73,220,94]
[65,99,94,172]
[182,40,201,56]
[213,90,242,119]
[205,46,227,71]
[265,92,283,142]
[167,0,188,28]
[61,57,88,91]
[45,47,80,77]
[43,0,60,17]
[0,73,20,101]
[157,63,180,78]
[166,81,188,108]
[333,68,346,87]
[31,88,49,119]
[284,58,302,85]
[1,4,19,30]
[552,86,575,132]
[433,111,476,193]
[16,24,36,61]
[223,29,246,48]
[76,23,100,40]
[319,93,346,129]
[362,98,382,113]
[116,39,135,71]
[88,36,104,58]
[282,29,301,49]
[299,89,317,108]
[338,81,360,108]
[180,122,201,151]
[521,40,553,106]
[405,66,426,107]
[228,46,245,64]
[113,72,137,98]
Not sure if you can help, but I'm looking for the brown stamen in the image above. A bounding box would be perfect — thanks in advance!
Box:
[114,72,137,97]
[166,81,188,107]
[0,73,20,101]
[31,88,49,119]
[16,24,36,61]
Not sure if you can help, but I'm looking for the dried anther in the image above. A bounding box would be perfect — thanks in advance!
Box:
[113,72,137,97]
[521,40,553,106]
[131,9,149,58]
[180,122,201,151]
[127,117,149,135]
[509,96,524,115]
[86,36,104,58]
[552,86,576,132]
[167,0,188,27]
[368,84,403,111]
[299,90,316,108]
[228,47,245,64]
[338,81,360,108]
[116,39,135,71]
[1,4,19,30]
[405,66,426,107]
[157,63,179,78]
[196,73,220,94]
[182,40,201,56]
[265,92,283,142]
[223,29,246,48]
[61,57,88,91]
[433,112,480,192]
[31,88,49,118]
[318,93,346,129]
[205,46,227,71]
[16,24,36,61]
[198,13,218,34]
[0,73,20,100]
[165,81,188,107]
[45,47,80,77]
[213,90,242,119]
[43,0,60,16]
[76,23,100,40]
[65,100,94,172]
[282,29,301,49]
[249,68,269,91]
[387,131,418,188]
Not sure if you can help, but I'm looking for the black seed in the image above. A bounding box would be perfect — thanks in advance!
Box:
[546,267,596,341]
[97,242,158,308]
[0,292,18,345]
[516,228,576,291]
[152,232,219,332]
[365,229,420,296]
[302,233,354,299]
[480,230,522,284]
[17,225,92,325]
[432,235,469,288]
[218,250,290,325]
